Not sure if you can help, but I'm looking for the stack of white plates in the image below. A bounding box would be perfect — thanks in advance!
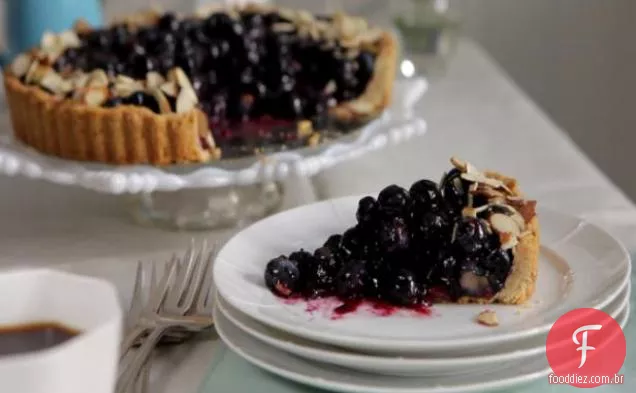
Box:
[213,197,632,393]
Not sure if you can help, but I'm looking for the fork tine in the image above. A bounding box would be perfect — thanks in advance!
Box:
[195,247,217,314]
[126,261,144,326]
[146,256,178,312]
[174,242,206,310]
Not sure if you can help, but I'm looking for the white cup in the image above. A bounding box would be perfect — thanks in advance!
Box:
[0,269,122,393]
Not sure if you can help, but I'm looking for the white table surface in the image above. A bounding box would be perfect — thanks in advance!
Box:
[0,39,634,392]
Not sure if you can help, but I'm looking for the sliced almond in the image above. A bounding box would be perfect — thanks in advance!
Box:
[297,120,313,139]
[59,30,81,48]
[499,232,519,250]
[489,213,521,238]
[70,72,90,89]
[278,8,297,22]
[340,36,361,49]
[40,70,72,94]
[160,81,178,97]
[146,72,165,88]
[40,31,58,51]
[24,62,50,84]
[87,70,109,88]
[450,156,468,172]
[176,87,198,113]
[10,54,33,78]
[168,67,194,91]
[307,132,321,147]
[347,100,374,115]
[297,10,314,23]
[462,207,478,218]
[83,87,109,106]
[148,88,172,114]
[476,310,499,327]
[114,81,143,98]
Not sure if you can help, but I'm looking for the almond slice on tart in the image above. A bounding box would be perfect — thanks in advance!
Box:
[263,157,539,307]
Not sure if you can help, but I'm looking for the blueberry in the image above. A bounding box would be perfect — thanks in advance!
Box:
[341,226,364,258]
[458,256,492,297]
[158,13,180,32]
[314,246,341,275]
[324,234,342,251]
[110,24,130,48]
[304,259,335,297]
[377,185,410,214]
[385,269,422,306]
[264,256,301,297]
[378,216,410,253]
[356,196,379,226]
[483,249,513,292]
[289,249,314,265]
[356,51,375,85]
[440,169,470,215]
[453,217,489,254]
[85,30,111,48]
[412,211,451,245]
[409,179,443,211]
[204,13,233,35]
[336,261,368,300]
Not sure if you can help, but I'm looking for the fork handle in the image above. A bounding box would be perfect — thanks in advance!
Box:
[116,327,167,393]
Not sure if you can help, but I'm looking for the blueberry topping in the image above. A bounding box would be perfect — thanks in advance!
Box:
[336,261,368,300]
[440,169,469,215]
[378,216,410,253]
[324,234,343,251]
[385,269,421,306]
[377,184,410,214]
[412,211,451,245]
[410,179,443,212]
[264,256,301,297]
[453,217,489,254]
[356,196,379,226]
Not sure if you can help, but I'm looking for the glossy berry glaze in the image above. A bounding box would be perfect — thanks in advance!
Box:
[52,12,376,158]
[264,164,516,316]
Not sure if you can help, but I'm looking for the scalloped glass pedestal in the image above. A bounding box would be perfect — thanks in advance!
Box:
[127,181,283,231]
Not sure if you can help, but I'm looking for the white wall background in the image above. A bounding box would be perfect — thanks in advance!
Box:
[452,0,636,201]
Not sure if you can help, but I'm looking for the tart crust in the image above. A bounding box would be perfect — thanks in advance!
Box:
[2,16,398,165]
[456,170,540,305]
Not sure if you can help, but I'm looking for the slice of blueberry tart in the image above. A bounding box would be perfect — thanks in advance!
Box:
[264,157,539,307]
[3,4,397,164]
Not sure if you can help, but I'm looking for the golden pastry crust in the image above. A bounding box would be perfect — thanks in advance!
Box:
[2,9,398,166]
[455,170,540,305]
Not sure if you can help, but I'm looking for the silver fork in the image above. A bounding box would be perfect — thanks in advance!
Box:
[116,242,217,393]
[121,255,180,356]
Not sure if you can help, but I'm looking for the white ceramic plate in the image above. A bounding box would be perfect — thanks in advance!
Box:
[215,299,630,393]
[216,282,630,377]
[214,196,632,354]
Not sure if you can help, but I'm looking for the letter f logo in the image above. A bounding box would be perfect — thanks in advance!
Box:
[572,324,603,368]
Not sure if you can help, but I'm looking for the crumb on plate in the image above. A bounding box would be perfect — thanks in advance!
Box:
[476,310,499,327]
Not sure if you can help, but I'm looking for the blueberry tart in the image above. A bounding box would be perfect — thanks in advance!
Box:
[3,4,397,164]
[264,157,539,306]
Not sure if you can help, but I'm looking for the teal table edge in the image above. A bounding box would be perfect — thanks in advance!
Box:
[198,260,635,393]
